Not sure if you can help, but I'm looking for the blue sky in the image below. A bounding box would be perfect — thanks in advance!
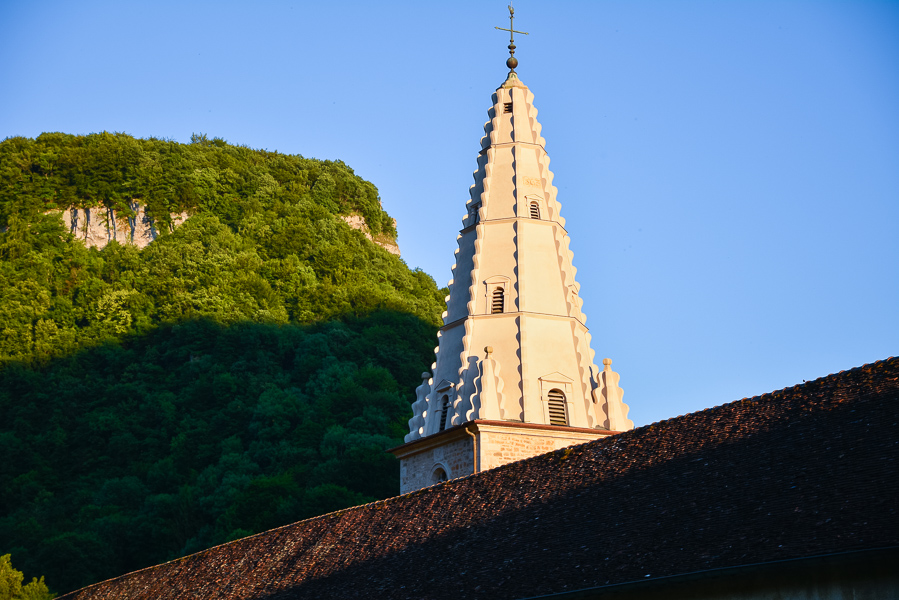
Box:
[2,0,897,426]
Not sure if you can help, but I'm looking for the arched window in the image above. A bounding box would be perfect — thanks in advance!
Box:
[547,389,568,426]
[529,202,540,219]
[432,467,448,484]
[438,394,450,431]
[491,288,505,314]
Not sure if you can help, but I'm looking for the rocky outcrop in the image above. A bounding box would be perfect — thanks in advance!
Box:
[341,215,400,256]
[51,205,399,255]
[56,203,189,249]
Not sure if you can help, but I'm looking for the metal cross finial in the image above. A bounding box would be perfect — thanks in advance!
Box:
[495,3,528,73]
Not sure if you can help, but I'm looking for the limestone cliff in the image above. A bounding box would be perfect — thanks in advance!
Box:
[51,204,400,256]
[341,214,400,256]
[55,203,189,249]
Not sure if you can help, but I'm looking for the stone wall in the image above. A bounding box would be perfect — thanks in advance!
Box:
[398,430,474,493]
[394,421,614,494]
[477,425,606,472]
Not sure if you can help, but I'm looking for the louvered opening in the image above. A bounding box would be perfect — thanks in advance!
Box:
[529,202,540,219]
[548,389,567,426]
[504,102,513,114]
[491,288,505,314]
[468,202,481,225]
[438,395,450,432]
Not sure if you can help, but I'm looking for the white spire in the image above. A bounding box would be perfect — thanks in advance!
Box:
[405,74,632,443]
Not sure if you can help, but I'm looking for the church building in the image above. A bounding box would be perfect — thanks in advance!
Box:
[392,36,632,494]
[57,15,898,600]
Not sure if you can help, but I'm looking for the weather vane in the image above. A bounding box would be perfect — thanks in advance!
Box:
[495,3,528,73]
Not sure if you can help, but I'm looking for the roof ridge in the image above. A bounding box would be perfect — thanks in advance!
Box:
[635,355,899,430]
[435,355,899,489]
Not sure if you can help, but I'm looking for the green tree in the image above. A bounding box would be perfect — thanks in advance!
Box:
[0,555,54,600]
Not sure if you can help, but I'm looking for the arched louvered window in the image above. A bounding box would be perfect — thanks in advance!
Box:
[529,202,540,219]
[547,389,568,426]
[438,395,450,432]
[432,467,448,483]
[491,288,505,314]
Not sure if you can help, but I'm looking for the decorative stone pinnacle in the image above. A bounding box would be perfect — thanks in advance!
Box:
[494,3,528,73]
[485,346,494,355]
[603,358,613,368]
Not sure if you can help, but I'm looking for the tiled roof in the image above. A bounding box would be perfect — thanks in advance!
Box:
[61,357,899,599]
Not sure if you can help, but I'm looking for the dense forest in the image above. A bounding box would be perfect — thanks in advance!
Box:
[0,133,445,594]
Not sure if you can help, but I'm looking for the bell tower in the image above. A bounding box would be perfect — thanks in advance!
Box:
[390,11,633,494]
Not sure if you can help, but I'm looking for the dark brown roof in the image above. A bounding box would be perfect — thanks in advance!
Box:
[61,357,899,600]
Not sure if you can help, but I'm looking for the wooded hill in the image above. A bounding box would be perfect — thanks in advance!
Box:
[0,133,444,594]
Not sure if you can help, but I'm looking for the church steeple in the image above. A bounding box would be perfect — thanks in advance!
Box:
[392,24,633,494]
[405,70,632,441]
